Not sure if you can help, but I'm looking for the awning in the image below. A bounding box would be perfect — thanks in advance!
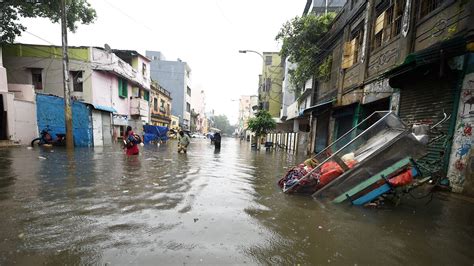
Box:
[303,98,334,115]
[385,36,467,86]
[92,104,117,113]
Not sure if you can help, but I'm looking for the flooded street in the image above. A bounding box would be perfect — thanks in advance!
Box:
[0,138,473,265]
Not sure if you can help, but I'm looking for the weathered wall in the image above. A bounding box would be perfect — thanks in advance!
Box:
[3,56,89,98]
[447,53,474,194]
[36,94,93,147]
[91,71,120,110]
[13,100,37,144]
[8,84,35,102]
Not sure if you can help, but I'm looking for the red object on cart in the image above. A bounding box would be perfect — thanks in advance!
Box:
[388,169,413,187]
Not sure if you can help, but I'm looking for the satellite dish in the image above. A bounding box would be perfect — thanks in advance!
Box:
[104,43,112,52]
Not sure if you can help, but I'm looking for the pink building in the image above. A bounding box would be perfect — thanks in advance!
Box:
[2,44,151,146]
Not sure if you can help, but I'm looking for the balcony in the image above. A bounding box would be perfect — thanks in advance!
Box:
[130,98,149,117]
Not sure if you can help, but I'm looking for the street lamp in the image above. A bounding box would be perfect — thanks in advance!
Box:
[238,50,267,111]
[238,50,264,61]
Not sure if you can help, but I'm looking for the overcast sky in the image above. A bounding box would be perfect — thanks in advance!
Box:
[17,0,307,124]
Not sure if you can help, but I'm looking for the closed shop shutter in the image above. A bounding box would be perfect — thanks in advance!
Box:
[315,111,330,153]
[398,72,456,170]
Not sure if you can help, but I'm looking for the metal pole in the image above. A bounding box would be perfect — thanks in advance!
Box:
[61,0,74,149]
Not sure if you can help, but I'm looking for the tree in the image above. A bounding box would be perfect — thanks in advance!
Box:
[275,12,336,89]
[213,115,234,135]
[247,110,276,142]
[0,0,97,43]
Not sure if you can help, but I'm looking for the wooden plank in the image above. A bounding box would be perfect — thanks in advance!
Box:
[332,157,412,203]
[352,184,391,205]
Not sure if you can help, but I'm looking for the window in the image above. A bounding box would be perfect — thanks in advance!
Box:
[142,63,147,77]
[118,78,128,98]
[372,0,405,50]
[342,25,364,69]
[265,56,272,65]
[160,99,165,113]
[352,26,364,65]
[70,71,83,92]
[187,86,191,96]
[186,102,191,112]
[153,98,158,112]
[419,0,444,19]
[31,68,43,90]
[132,87,139,98]
[143,90,150,101]
[166,103,170,114]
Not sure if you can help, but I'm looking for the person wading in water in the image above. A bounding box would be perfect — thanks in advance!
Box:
[124,126,141,156]
[177,131,190,153]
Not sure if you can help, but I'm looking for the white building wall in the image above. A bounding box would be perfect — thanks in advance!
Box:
[281,58,296,120]
[13,100,38,144]
[0,47,7,93]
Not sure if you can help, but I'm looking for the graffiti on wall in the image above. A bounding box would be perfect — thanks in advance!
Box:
[448,71,474,191]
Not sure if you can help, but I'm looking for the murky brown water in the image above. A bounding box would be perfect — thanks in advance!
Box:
[0,138,473,265]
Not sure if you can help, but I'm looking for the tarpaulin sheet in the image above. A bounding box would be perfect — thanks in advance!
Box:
[143,125,169,143]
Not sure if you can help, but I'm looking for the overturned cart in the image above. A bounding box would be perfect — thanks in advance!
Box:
[279,111,428,205]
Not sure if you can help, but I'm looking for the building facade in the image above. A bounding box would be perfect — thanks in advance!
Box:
[0,47,38,145]
[191,89,207,134]
[260,52,284,119]
[238,95,258,140]
[147,51,192,130]
[150,81,172,127]
[2,44,151,146]
[296,0,474,194]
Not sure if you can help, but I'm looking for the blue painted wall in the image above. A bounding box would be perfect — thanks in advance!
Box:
[146,51,186,119]
[36,94,93,147]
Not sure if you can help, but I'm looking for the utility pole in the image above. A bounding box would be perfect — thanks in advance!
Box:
[61,0,74,149]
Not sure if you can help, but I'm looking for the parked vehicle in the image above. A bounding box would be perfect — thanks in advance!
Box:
[31,127,66,146]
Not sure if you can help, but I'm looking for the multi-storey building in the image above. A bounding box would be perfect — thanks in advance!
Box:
[191,89,207,134]
[2,44,151,145]
[147,51,192,130]
[260,52,284,119]
[150,81,172,127]
[238,95,258,140]
[297,0,474,194]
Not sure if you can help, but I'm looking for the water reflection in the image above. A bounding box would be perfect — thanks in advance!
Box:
[0,140,472,265]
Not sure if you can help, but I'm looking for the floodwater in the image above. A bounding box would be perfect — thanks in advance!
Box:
[0,138,473,265]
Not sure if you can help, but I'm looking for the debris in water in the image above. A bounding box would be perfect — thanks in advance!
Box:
[38,156,47,160]
[194,218,199,223]
[122,190,129,193]
[26,147,33,150]
[318,226,323,229]
[18,233,24,239]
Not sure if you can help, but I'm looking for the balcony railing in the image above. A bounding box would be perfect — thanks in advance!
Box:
[130,98,149,117]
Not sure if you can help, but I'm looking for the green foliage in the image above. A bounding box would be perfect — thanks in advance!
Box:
[213,115,235,135]
[317,55,332,81]
[247,110,276,137]
[275,12,336,88]
[0,0,97,43]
